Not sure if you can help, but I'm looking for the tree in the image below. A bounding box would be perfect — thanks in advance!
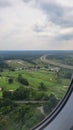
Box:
[43,94,58,114]
[0,117,8,130]
[8,78,13,84]
[17,74,29,86]
[3,90,13,99]
[13,86,30,100]
[0,98,17,114]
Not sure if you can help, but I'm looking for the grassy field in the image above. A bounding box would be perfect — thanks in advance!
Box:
[0,68,70,99]
[6,59,33,68]
[0,51,72,130]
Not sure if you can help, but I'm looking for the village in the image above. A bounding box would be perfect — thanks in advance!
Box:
[14,65,60,73]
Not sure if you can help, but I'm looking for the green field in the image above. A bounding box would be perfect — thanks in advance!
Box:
[0,68,70,99]
[0,68,70,130]
[0,51,72,130]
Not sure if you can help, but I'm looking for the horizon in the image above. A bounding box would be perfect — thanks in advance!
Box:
[0,50,73,52]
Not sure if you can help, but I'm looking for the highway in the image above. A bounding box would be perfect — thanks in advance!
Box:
[40,55,73,70]
[30,55,73,130]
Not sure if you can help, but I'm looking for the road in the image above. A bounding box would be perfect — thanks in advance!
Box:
[14,100,48,104]
[40,55,73,70]
[31,78,73,130]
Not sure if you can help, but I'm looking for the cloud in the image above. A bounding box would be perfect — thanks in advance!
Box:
[22,0,32,3]
[56,33,73,41]
[38,1,63,18]
[33,24,44,32]
[0,0,73,50]
[37,0,73,27]
[23,0,73,27]
[33,19,48,33]
[0,0,10,7]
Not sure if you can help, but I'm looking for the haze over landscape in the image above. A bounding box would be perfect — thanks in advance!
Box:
[0,0,73,50]
[0,1,73,130]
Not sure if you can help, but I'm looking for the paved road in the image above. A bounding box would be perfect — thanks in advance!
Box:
[40,55,73,70]
[31,79,73,130]
[14,100,48,104]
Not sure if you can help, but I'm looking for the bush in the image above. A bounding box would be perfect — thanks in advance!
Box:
[34,92,49,100]
[38,82,47,91]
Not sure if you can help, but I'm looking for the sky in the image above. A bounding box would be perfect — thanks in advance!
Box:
[0,0,73,50]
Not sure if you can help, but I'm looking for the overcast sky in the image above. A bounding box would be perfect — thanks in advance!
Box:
[0,0,73,50]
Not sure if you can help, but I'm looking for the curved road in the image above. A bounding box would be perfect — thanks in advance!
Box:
[29,55,73,130]
[40,55,73,70]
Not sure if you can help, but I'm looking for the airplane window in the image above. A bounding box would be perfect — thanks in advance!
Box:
[0,0,73,130]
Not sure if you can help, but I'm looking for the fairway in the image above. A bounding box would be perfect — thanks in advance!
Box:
[0,69,70,99]
[0,51,72,130]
